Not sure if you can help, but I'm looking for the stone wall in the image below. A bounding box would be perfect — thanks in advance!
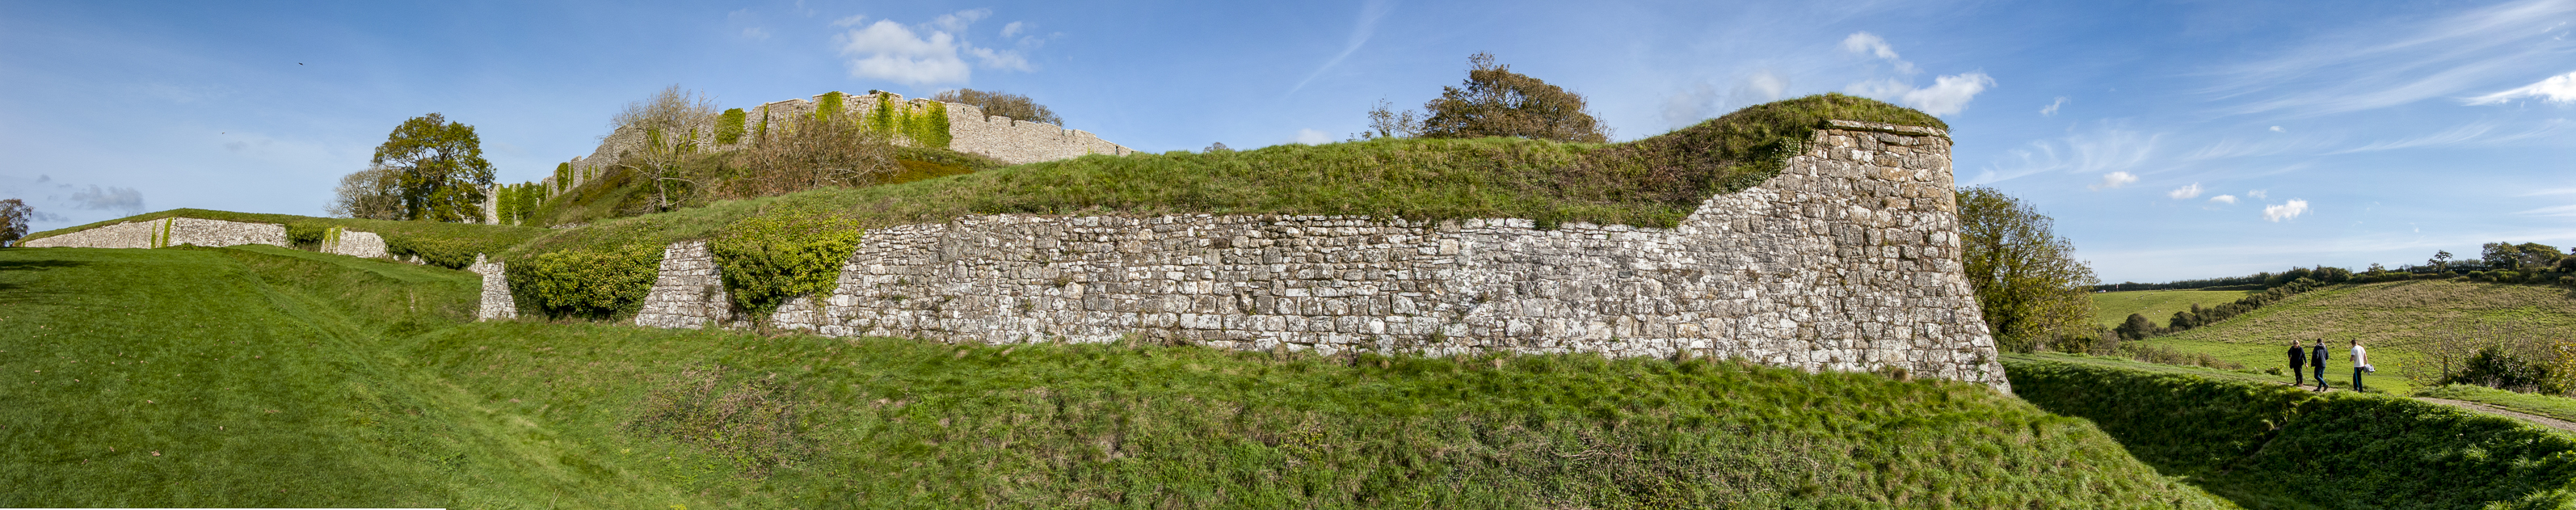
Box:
[552,91,1139,192]
[469,254,516,321]
[23,217,288,249]
[581,120,2009,390]
[632,241,740,329]
[322,230,389,259]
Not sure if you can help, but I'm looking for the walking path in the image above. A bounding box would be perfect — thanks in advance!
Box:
[2418,398,2576,434]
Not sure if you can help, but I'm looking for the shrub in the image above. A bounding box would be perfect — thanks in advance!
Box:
[709,213,864,320]
[505,242,663,319]
[2441,345,2564,394]
[716,107,747,145]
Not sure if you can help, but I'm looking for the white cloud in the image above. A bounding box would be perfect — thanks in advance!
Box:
[1000,21,1026,38]
[1293,129,1332,145]
[1840,32,1917,74]
[2248,189,2268,199]
[69,185,145,213]
[2264,199,2310,221]
[2467,70,2576,104]
[1290,0,1395,94]
[1900,73,1993,116]
[2091,171,2138,190]
[2204,0,2576,117]
[833,11,1031,87]
[2210,195,2239,204]
[2269,126,2283,132]
[2168,183,2204,200]
[1661,70,1792,129]
[1971,124,2159,185]
[2040,96,2068,116]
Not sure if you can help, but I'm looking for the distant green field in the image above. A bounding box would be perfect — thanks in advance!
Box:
[2090,289,2259,329]
[0,245,2230,508]
[2128,280,2576,410]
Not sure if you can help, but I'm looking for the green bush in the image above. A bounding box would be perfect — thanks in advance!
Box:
[504,242,663,319]
[814,91,844,121]
[708,213,863,319]
[716,108,747,145]
[2006,355,2576,508]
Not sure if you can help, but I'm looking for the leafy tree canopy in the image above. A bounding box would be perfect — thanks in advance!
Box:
[371,113,495,222]
[1956,186,2099,352]
[0,198,31,246]
[1419,53,1610,143]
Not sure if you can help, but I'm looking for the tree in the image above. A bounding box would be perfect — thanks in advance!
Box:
[932,88,1062,126]
[0,198,31,247]
[2431,250,2455,271]
[1418,53,1609,142]
[612,86,720,213]
[1955,186,2101,352]
[2115,314,2159,342]
[1353,99,1425,141]
[372,113,496,221]
[326,164,406,220]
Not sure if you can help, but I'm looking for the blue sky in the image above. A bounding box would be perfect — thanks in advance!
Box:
[1,0,2570,283]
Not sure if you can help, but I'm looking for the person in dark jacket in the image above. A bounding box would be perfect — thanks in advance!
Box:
[2310,339,2332,390]
[2288,339,2309,387]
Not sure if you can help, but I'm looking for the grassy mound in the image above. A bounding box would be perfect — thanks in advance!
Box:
[1,245,2229,508]
[504,94,1947,319]
[19,209,550,269]
[2129,280,2576,395]
[2091,289,2261,329]
[2006,353,2576,509]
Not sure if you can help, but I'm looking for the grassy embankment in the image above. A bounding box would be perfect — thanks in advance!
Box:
[500,94,1951,320]
[2090,289,2260,329]
[17,209,550,269]
[2122,280,2576,398]
[2008,352,2576,509]
[1,244,2233,508]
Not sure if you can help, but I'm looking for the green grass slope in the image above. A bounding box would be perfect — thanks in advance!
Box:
[1,245,2231,508]
[2133,280,2576,396]
[2007,353,2576,509]
[2091,289,2260,329]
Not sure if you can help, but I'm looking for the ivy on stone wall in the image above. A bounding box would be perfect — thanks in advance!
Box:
[708,213,865,320]
[717,108,747,145]
[507,242,665,319]
[815,91,846,122]
[555,162,573,194]
[755,105,769,141]
[858,91,952,150]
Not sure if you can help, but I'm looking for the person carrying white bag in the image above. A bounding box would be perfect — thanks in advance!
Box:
[2351,339,2372,392]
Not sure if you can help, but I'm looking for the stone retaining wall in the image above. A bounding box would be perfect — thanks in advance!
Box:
[632,241,739,329]
[580,120,2009,390]
[469,254,516,321]
[321,230,389,259]
[22,217,288,249]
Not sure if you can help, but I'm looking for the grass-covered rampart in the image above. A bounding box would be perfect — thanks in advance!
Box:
[2006,353,2576,508]
[506,94,1947,319]
[1,245,2233,508]
[19,209,550,269]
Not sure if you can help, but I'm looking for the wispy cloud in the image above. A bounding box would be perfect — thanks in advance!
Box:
[69,185,145,213]
[2467,70,2576,104]
[1662,70,1790,129]
[1290,0,1395,95]
[2169,183,2204,200]
[2040,96,2068,116]
[2210,194,2239,204]
[2519,204,2576,217]
[2263,199,2310,221]
[1841,32,1918,74]
[2203,0,2576,117]
[2091,171,2139,190]
[1837,32,1993,115]
[1972,124,2161,185]
[1292,129,1332,145]
[833,10,1032,87]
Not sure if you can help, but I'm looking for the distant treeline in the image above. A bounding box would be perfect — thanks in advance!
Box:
[2113,277,2328,341]
[2094,242,2576,293]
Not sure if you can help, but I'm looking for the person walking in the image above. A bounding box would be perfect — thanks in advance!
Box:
[2310,339,2332,391]
[2351,339,2371,392]
[2288,339,2309,387]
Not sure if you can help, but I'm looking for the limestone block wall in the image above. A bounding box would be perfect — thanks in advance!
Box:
[553,91,1139,191]
[23,217,287,249]
[632,241,740,329]
[470,254,516,321]
[579,120,2008,389]
[322,230,389,259]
